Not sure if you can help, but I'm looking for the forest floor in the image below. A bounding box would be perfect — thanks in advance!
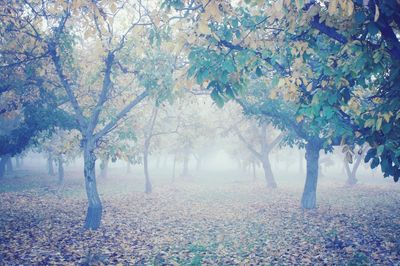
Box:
[0,169,400,265]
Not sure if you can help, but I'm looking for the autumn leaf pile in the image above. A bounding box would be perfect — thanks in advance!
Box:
[0,177,399,265]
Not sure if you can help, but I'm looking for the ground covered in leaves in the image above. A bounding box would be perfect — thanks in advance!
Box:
[0,172,400,265]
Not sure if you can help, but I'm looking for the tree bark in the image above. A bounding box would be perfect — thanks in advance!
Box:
[58,156,64,184]
[83,144,102,230]
[301,139,320,209]
[262,154,277,188]
[143,141,152,194]
[48,153,55,176]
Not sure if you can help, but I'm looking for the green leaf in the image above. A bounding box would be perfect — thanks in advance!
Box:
[377,145,384,156]
[354,11,366,24]
[367,22,379,35]
[210,89,224,108]
[255,66,263,77]
[371,157,380,169]
[365,148,376,163]
[222,59,235,73]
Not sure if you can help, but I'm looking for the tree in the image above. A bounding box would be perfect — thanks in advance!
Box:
[1,0,176,229]
[221,105,283,187]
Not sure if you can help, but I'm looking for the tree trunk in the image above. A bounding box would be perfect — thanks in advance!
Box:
[5,156,13,174]
[345,152,363,186]
[16,156,21,168]
[143,142,152,194]
[172,154,177,182]
[181,147,190,177]
[126,161,131,174]
[196,156,202,172]
[48,153,55,176]
[0,157,6,178]
[100,158,109,178]
[252,161,256,181]
[83,144,102,230]
[261,154,277,188]
[58,156,64,184]
[301,140,320,209]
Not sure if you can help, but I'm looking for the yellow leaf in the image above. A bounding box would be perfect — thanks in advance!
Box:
[110,3,117,13]
[347,0,354,16]
[374,5,380,22]
[376,117,383,130]
[198,20,211,35]
[296,115,304,123]
[383,113,392,123]
[306,83,313,91]
[328,0,338,16]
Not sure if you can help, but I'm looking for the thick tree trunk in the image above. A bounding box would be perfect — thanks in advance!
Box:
[83,144,102,230]
[5,156,13,174]
[100,158,109,178]
[261,154,277,188]
[58,156,64,184]
[301,140,320,209]
[0,157,6,178]
[48,154,55,176]
[143,142,152,194]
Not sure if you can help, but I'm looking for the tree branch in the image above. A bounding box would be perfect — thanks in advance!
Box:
[94,90,148,141]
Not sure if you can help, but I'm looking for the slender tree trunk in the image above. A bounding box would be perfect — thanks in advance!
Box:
[143,141,152,194]
[58,156,64,184]
[83,143,102,230]
[252,161,256,181]
[261,154,277,188]
[0,157,6,178]
[16,156,21,168]
[100,158,109,178]
[181,147,190,177]
[345,152,363,186]
[126,161,131,174]
[48,153,55,176]
[301,140,320,209]
[162,156,167,168]
[5,156,13,174]
[172,154,177,182]
[196,156,202,172]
